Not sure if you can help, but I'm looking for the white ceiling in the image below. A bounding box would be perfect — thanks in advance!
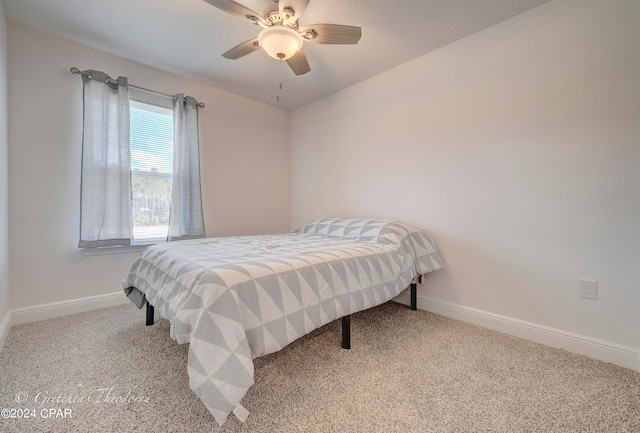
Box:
[2,0,551,110]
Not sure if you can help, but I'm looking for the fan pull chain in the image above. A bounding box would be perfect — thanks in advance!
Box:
[276,60,283,103]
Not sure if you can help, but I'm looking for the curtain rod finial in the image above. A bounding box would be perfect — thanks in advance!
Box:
[70,67,81,75]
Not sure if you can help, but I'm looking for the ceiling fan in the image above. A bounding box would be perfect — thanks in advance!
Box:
[203,0,362,76]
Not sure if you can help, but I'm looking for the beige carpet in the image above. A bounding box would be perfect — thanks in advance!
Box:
[0,301,638,433]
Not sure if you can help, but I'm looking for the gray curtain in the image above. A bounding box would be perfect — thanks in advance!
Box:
[167,94,205,241]
[79,70,132,248]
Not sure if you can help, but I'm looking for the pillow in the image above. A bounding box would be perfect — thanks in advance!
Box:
[295,217,410,246]
[295,217,445,276]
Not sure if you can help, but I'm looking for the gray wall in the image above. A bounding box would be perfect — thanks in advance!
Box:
[0,2,10,335]
[292,0,640,354]
[7,23,291,310]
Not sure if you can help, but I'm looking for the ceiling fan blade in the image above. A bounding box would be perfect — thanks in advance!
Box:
[202,0,268,26]
[222,39,260,59]
[279,0,310,22]
[299,24,362,44]
[286,49,311,76]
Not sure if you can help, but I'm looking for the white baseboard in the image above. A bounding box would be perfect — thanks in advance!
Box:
[3,289,638,373]
[0,309,11,351]
[9,291,130,327]
[395,291,640,373]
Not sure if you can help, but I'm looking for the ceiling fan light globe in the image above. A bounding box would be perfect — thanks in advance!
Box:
[258,26,303,60]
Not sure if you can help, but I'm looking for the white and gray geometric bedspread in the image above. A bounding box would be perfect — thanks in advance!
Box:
[122,217,444,426]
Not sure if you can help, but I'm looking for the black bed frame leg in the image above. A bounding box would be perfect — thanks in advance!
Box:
[146,302,154,326]
[341,315,351,349]
[410,283,417,311]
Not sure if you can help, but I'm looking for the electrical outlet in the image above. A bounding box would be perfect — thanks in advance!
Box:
[580,279,598,300]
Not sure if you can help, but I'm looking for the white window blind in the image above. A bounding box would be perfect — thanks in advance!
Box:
[129,89,174,243]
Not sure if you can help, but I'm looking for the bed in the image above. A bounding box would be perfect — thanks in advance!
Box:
[122,217,444,425]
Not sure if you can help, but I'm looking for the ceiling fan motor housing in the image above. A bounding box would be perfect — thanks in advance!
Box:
[262,3,297,28]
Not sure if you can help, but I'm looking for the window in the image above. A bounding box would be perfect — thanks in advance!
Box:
[78,70,205,250]
[129,89,174,243]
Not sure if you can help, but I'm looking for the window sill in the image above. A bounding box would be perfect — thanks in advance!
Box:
[80,242,161,256]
